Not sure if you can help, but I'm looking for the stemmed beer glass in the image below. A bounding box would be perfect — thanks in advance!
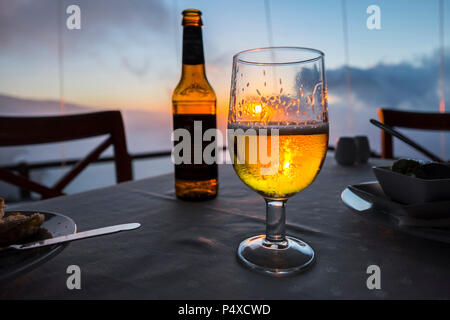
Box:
[228,47,329,275]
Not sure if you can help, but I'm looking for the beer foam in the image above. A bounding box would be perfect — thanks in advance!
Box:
[228,122,329,135]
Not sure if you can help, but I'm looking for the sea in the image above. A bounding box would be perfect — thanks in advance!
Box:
[0,94,448,202]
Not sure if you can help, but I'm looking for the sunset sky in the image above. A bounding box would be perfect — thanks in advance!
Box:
[0,0,448,117]
[0,0,449,198]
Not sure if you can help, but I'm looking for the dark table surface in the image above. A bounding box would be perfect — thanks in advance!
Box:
[1,156,450,299]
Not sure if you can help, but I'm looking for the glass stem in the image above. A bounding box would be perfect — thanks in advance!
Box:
[265,199,286,242]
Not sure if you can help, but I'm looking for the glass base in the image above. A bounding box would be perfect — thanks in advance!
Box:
[237,235,315,276]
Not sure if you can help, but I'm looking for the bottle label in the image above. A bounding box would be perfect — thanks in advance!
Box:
[182,26,205,65]
[173,114,218,181]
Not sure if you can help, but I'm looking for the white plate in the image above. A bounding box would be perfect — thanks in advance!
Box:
[341,182,450,244]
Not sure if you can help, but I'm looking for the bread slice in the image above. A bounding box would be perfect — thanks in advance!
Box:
[0,198,45,246]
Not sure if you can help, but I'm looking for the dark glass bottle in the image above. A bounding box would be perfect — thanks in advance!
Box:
[172,9,218,201]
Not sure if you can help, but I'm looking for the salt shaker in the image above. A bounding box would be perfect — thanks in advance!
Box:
[354,136,371,164]
[335,137,357,166]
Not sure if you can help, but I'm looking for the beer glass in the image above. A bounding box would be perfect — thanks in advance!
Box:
[228,47,329,275]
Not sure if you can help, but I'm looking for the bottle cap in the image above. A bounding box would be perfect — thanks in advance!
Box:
[182,9,203,26]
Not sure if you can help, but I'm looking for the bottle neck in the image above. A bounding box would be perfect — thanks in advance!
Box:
[182,26,205,66]
[181,64,206,79]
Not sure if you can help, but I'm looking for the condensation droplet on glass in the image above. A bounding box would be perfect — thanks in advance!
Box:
[263,70,266,76]
[280,88,283,94]
[246,82,250,87]
[279,78,282,85]
[264,82,266,87]
[256,89,261,96]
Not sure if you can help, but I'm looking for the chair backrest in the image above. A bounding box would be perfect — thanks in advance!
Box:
[0,111,132,199]
[377,108,450,159]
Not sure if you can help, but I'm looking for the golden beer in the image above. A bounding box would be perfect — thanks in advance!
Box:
[230,124,328,199]
[228,47,328,274]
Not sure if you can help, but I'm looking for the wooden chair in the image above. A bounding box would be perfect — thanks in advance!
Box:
[377,108,450,159]
[0,111,133,199]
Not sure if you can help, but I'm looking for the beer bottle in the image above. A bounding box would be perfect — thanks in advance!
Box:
[172,9,218,201]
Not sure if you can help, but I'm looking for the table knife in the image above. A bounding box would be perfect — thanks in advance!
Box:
[2,223,141,251]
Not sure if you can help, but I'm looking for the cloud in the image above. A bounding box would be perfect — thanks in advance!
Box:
[326,49,450,111]
[121,56,151,78]
[0,0,170,48]
[325,49,449,158]
[0,0,177,81]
